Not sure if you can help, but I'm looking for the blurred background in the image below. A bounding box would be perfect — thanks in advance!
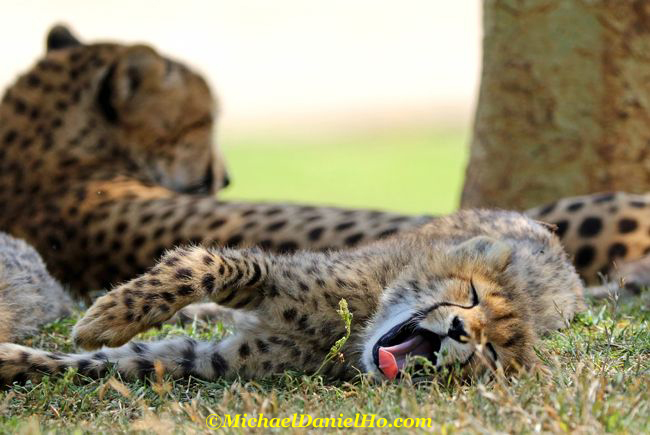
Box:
[0,0,481,214]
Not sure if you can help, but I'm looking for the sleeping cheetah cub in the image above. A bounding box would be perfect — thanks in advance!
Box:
[0,210,584,384]
[0,233,72,343]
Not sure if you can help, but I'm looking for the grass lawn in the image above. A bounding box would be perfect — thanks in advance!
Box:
[1,294,648,433]
[1,128,649,433]
[219,127,469,215]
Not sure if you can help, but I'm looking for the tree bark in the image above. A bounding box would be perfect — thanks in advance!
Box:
[462,0,650,210]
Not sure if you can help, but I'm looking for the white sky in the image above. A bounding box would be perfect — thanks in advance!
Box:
[0,0,481,132]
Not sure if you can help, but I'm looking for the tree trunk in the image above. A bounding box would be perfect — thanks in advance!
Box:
[462,0,650,210]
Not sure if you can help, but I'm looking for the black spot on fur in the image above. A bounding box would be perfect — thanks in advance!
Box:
[175,268,193,280]
[256,339,269,353]
[618,218,638,234]
[203,255,214,265]
[136,359,155,377]
[226,234,243,247]
[567,202,584,212]
[345,233,364,246]
[335,221,355,231]
[259,240,273,250]
[539,202,557,216]
[211,351,228,376]
[178,285,194,296]
[575,245,596,268]
[3,129,18,144]
[181,342,196,373]
[164,256,179,266]
[267,221,287,231]
[608,243,627,260]
[308,227,324,241]
[283,308,297,322]
[578,217,602,237]
[629,200,646,208]
[553,220,569,238]
[77,359,92,374]
[202,274,216,293]
[209,218,226,230]
[161,292,176,303]
[130,342,149,355]
[267,285,279,298]
[238,343,251,358]
[277,241,298,253]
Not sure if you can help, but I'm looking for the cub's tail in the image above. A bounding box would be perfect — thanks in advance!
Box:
[0,337,228,386]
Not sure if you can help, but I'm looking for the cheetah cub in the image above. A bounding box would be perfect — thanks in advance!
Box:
[0,233,72,343]
[0,210,584,384]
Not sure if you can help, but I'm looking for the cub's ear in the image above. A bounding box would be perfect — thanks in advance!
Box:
[97,45,166,123]
[450,236,512,272]
[46,25,81,52]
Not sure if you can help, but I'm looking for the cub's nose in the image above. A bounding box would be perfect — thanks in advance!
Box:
[222,172,231,189]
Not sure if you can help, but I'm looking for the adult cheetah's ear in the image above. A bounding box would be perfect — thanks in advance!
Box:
[46,25,81,52]
[450,236,512,273]
[97,45,167,123]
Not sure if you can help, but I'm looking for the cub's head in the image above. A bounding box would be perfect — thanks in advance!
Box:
[5,25,228,194]
[362,236,537,380]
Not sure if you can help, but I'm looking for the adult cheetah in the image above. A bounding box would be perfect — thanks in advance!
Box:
[0,210,584,384]
[0,25,429,301]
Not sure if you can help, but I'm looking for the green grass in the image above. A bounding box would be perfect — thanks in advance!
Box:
[220,127,468,214]
[1,294,648,433]
[2,129,649,432]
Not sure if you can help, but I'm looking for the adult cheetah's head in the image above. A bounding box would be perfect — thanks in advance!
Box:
[10,25,228,194]
[361,236,537,380]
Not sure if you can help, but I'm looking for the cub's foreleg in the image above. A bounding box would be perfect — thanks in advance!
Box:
[73,246,271,349]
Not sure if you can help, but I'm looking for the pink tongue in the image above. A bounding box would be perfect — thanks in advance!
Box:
[378,335,425,380]
[378,348,399,380]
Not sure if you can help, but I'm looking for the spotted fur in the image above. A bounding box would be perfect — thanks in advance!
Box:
[526,191,650,290]
[0,210,584,385]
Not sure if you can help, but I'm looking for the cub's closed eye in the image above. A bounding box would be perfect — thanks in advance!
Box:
[470,279,479,306]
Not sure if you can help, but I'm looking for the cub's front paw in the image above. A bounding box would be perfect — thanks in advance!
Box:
[73,290,147,349]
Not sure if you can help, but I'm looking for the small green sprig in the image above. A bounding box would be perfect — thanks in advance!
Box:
[316,299,353,375]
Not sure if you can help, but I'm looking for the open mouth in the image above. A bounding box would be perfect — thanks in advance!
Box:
[372,317,441,380]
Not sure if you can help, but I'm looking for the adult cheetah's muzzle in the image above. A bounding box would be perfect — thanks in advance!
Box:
[372,317,441,380]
